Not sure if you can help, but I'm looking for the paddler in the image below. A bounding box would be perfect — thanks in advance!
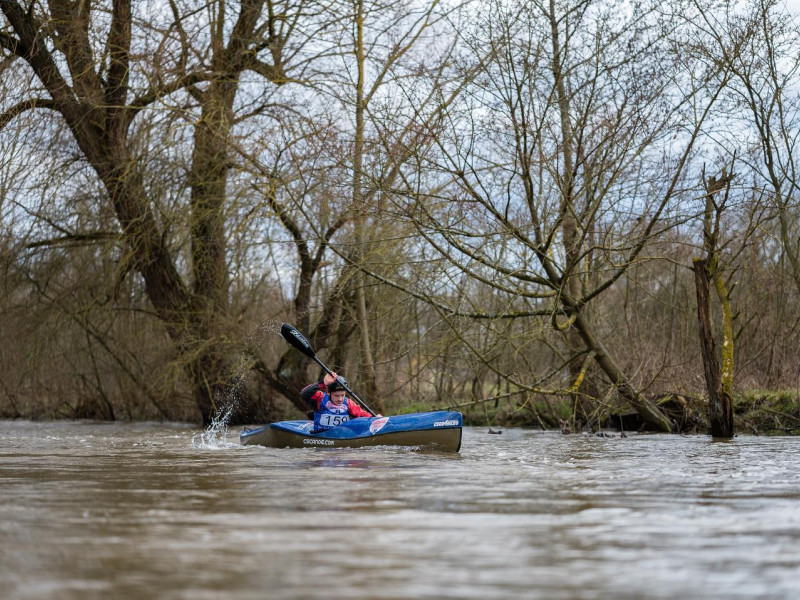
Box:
[300,372,379,432]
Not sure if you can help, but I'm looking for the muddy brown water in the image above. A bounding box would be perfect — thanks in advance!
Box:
[2,420,799,599]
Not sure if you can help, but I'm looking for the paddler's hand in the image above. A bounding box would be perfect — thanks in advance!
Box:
[323,372,337,387]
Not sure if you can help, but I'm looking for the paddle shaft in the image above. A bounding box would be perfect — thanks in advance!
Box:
[280,323,376,416]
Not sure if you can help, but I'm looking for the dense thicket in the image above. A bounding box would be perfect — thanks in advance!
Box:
[1,0,799,430]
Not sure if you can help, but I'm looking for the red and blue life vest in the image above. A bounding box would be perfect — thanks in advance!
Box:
[313,396,352,431]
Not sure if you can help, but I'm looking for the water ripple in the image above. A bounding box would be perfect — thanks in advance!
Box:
[1,422,800,599]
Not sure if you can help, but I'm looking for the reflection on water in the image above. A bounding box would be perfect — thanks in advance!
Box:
[2,421,800,599]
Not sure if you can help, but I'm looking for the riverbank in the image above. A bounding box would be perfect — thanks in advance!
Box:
[3,389,800,435]
[455,390,800,435]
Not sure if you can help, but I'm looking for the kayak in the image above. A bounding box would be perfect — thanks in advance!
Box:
[240,410,463,452]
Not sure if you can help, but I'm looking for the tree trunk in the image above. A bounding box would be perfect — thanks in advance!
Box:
[694,258,734,438]
[571,311,673,432]
[351,0,379,406]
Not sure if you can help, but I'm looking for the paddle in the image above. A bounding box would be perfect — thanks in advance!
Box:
[280,323,377,416]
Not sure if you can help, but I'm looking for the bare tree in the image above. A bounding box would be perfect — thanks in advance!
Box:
[692,0,800,294]
[371,0,740,430]
[0,0,313,423]
[694,166,736,437]
[254,0,469,411]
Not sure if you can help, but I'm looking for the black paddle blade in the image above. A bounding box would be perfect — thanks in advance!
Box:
[280,323,316,358]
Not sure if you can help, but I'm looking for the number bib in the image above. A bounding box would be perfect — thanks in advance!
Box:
[317,413,350,428]
[313,397,352,431]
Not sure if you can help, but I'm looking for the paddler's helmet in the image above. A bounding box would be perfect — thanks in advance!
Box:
[327,377,348,392]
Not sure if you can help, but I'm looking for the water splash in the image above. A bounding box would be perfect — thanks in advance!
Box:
[192,319,285,449]
[192,403,236,449]
[244,319,283,351]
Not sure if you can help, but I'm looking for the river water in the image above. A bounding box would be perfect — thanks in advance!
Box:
[1,421,799,599]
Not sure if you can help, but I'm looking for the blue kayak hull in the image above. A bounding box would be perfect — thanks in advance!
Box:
[240,411,462,452]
